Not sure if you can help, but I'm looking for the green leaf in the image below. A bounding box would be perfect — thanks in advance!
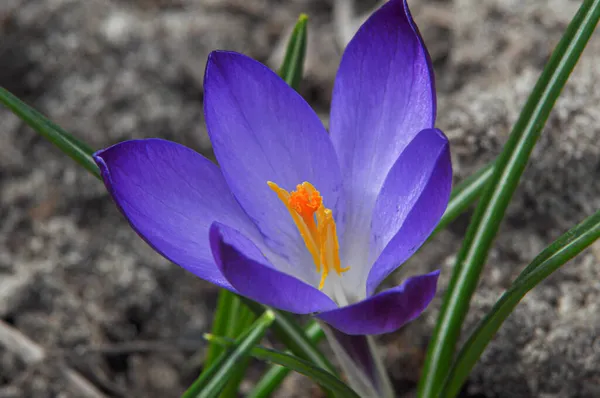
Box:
[435,160,495,234]
[243,299,336,397]
[419,1,600,397]
[200,290,256,398]
[441,209,600,396]
[182,310,275,398]
[248,321,324,398]
[218,298,255,397]
[204,290,235,368]
[204,334,360,398]
[241,299,334,374]
[0,87,100,179]
[205,298,332,398]
[278,14,309,90]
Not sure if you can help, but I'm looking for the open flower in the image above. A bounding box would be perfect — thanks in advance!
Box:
[93,0,451,335]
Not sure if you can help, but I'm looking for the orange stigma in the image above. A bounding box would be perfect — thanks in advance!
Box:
[268,181,349,290]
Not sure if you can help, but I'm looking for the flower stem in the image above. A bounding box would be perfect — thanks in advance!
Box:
[320,322,395,398]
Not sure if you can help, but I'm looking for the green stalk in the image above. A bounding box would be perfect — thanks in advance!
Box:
[419,1,600,396]
[204,334,360,398]
[0,87,100,178]
[441,209,600,396]
[435,161,495,234]
[216,293,256,397]
[278,14,309,91]
[241,300,336,374]
[182,310,275,398]
[247,321,324,398]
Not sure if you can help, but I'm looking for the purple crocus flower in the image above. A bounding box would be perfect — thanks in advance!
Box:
[93,0,451,335]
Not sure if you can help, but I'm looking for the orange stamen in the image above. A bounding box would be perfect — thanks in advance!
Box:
[268,181,349,290]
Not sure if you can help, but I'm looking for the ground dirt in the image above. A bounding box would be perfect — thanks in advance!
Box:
[1,0,600,397]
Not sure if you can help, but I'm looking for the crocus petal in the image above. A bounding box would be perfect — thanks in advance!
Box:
[329,0,436,276]
[364,128,451,295]
[204,51,344,286]
[210,222,338,314]
[318,271,440,335]
[94,139,261,291]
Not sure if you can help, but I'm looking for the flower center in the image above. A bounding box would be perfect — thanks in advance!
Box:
[268,181,349,290]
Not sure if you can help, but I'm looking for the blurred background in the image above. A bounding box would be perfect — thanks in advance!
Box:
[1,0,599,397]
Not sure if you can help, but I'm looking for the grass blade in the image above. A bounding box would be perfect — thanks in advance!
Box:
[0,87,100,178]
[241,299,335,374]
[441,209,600,396]
[200,290,256,397]
[435,161,495,234]
[204,334,360,398]
[247,321,324,398]
[218,297,255,397]
[204,290,236,368]
[419,1,600,396]
[278,14,309,90]
[182,310,275,398]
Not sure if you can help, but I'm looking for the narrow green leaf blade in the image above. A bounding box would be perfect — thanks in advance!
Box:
[248,321,324,398]
[241,299,334,374]
[204,290,236,368]
[419,1,600,396]
[218,296,256,397]
[278,14,309,90]
[201,290,256,398]
[182,310,275,398]
[205,334,360,398]
[442,209,600,396]
[435,161,495,234]
[0,87,100,178]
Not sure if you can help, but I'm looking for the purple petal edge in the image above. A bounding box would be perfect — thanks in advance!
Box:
[329,0,437,278]
[366,128,451,295]
[402,0,437,119]
[317,270,440,335]
[203,50,344,287]
[210,222,338,314]
[93,138,261,292]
